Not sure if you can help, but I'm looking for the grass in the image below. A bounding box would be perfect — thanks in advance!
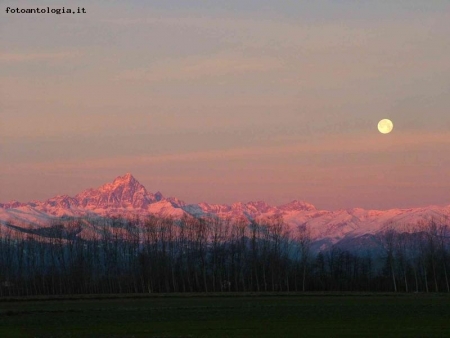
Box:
[0,293,449,337]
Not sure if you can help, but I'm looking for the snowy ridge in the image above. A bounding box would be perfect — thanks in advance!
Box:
[1,174,449,248]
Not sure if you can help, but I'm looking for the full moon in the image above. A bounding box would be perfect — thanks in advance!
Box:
[378,119,394,134]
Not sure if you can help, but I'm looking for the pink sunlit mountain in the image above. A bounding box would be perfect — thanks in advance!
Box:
[75,173,162,209]
[1,174,449,249]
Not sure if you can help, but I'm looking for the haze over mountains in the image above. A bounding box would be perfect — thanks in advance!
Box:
[1,173,449,249]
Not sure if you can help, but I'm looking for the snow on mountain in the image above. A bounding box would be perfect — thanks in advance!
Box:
[0,207,37,225]
[0,200,26,209]
[148,200,186,218]
[196,202,232,215]
[0,205,55,231]
[1,173,449,247]
[278,200,316,212]
[75,173,157,210]
[189,200,278,220]
[46,195,80,209]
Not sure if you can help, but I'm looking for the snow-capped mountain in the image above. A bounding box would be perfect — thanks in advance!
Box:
[0,174,186,222]
[1,173,449,249]
[75,173,159,209]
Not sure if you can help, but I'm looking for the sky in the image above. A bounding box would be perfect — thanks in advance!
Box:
[1,0,450,210]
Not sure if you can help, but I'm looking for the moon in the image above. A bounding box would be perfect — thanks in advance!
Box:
[378,119,394,134]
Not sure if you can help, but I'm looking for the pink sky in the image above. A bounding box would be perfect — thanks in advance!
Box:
[1,1,450,210]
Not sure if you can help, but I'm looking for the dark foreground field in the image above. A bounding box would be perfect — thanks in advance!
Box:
[1,293,449,337]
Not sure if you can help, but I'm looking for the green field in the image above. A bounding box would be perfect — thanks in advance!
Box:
[1,293,449,337]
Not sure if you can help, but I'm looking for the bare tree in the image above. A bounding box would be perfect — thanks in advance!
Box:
[297,223,311,292]
[379,226,398,292]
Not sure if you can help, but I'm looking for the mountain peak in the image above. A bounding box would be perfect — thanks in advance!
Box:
[278,200,316,211]
[98,173,143,192]
[76,173,152,209]
[113,172,136,184]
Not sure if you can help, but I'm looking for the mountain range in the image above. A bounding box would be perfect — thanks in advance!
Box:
[1,173,449,250]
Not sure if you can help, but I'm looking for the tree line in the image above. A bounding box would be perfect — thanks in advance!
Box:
[0,215,449,296]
